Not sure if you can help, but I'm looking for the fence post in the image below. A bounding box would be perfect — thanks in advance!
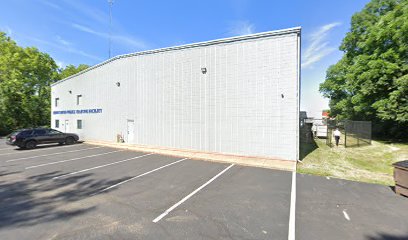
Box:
[357,135,360,147]
[344,127,347,148]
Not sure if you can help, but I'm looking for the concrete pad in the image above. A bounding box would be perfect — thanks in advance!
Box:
[85,140,296,172]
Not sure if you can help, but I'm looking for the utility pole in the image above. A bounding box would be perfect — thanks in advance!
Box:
[108,0,114,59]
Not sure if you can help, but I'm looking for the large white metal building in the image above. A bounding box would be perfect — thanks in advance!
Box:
[51,27,301,161]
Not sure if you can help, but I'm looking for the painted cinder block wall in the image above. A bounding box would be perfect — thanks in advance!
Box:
[51,27,301,161]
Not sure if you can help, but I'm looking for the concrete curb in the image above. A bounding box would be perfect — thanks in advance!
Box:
[85,140,296,172]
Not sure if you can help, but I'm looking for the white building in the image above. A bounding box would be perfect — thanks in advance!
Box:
[51,27,301,162]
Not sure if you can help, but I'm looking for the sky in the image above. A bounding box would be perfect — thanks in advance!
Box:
[0,0,370,118]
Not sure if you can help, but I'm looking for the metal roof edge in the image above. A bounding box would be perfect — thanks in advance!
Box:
[51,26,301,87]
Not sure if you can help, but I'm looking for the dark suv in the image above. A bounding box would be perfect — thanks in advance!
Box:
[6,128,79,149]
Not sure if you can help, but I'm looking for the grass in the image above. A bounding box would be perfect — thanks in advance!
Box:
[297,138,408,186]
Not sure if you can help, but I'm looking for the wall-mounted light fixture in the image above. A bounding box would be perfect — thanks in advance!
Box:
[281,93,285,98]
[69,90,72,94]
[116,82,121,87]
[201,67,207,74]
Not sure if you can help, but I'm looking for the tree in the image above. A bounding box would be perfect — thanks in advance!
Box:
[320,0,408,138]
[0,32,92,135]
[58,64,89,80]
[0,32,61,134]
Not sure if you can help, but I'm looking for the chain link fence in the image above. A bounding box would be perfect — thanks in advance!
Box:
[344,120,372,147]
[326,120,372,148]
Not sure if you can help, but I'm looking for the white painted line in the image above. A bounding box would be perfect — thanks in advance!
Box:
[25,150,124,169]
[342,210,350,221]
[0,144,82,156]
[152,164,234,223]
[6,147,102,162]
[52,153,154,179]
[96,158,188,194]
[288,171,296,240]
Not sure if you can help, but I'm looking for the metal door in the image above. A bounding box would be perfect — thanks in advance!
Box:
[64,120,70,133]
[127,120,135,143]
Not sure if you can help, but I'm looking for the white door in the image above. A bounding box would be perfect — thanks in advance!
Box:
[127,120,135,143]
[64,120,70,133]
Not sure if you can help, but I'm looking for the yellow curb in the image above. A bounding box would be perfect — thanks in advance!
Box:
[84,140,296,172]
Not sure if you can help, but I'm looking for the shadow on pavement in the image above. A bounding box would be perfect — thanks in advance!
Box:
[12,142,84,151]
[366,232,408,240]
[0,169,130,229]
[0,171,22,177]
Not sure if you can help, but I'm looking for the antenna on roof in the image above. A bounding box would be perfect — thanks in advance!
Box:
[108,0,114,59]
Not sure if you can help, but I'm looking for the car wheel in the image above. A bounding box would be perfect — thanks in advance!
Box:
[65,137,75,145]
[25,140,37,149]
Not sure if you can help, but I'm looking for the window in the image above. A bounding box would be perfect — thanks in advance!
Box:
[33,129,47,136]
[77,95,82,105]
[19,130,33,137]
[55,98,59,107]
[55,119,60,128]
[77,119,82,129]
[49,129,62,134]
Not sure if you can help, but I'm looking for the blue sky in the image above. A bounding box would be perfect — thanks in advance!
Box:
[0,0,370,118]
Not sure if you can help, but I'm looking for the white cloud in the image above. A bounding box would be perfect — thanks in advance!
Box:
[302,22,341,69]
[71,23,149,51]
[39,0,62,10]
[29,36,102,61]
[71,23,101,36]
[227,20,255,36]
[61,0,108,24]
[2,26,13,37]
[56,35,71,46]
[229,0,250,16]
[55,60,67,68]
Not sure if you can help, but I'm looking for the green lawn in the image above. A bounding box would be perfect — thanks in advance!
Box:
[297,138,408,186]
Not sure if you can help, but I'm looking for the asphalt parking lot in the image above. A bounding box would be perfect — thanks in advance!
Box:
[0,138,407,240]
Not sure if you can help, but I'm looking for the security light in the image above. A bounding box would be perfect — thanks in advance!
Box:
[201,67,207,74]
[116,82,120,87]
[69,90,72,94]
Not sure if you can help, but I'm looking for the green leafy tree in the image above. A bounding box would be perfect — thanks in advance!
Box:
[0,32,91,135]
[320,0,408,138]
[0,32,59,134]
[58,64,89,80]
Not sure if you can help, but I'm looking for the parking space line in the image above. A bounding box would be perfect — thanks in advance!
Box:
[6,147,102,162]
[52,153,154,179]
[342,209,350,221]
[152,164,234,223]
[0,144,83,156]
[96,158,188,194]
[25,150,124,169]
[288,171,296,240]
